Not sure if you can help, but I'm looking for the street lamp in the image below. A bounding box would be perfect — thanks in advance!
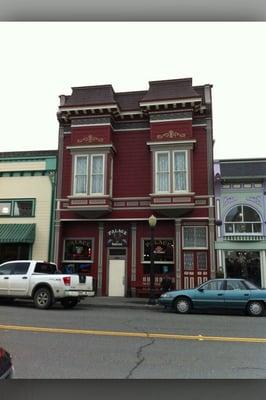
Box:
[148,214,157,305]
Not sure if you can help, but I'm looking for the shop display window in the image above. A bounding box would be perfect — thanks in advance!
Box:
[63,239,93,261]
[143,239,174,262]
[143,263,174,275]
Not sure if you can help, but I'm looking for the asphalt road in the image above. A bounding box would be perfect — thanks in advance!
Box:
[1,299,266,379]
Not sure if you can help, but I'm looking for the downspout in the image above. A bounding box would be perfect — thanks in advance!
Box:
[48,170,56,262]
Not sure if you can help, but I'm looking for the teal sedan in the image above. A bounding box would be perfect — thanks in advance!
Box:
[158,279,266,316]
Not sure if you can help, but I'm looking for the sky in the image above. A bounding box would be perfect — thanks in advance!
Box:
[0,22,265,160]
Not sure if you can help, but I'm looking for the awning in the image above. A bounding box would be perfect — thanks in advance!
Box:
[0,224,36,243]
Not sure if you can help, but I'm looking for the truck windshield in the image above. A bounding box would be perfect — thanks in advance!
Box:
[34,262,57,274]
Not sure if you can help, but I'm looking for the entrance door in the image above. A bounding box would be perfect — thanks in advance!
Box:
[108,259,126,296]
[183,251,209,289]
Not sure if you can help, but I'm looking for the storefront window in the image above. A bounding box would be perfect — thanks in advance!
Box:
[143,263,174,274]
[63,239,93,261]
[143,239,174,262]
[61,262,92,275]
[225,250,261,287]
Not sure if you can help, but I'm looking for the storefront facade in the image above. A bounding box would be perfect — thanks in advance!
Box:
[0,151,57,263]
[214,159,266,288]
[55,78,215,296]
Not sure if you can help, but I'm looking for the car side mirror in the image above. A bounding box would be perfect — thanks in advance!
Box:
[197,288,204,292]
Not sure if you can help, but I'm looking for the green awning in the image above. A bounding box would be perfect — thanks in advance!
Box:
[0,224,36,243]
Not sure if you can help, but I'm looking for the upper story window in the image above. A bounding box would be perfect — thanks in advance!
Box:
[74,154,105,196]
[0,199,35,217]
[155,150,188,193]
[225,205,262,234]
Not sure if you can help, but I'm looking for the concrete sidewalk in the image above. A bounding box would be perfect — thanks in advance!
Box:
[81,296,161,310]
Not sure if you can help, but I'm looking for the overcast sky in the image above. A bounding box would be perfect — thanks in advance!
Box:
[0,22,265,160]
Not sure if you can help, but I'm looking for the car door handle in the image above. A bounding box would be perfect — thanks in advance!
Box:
[22,277,28,279]
[217,293,224,296]
[244,294,249,296]
[4,277,9,280]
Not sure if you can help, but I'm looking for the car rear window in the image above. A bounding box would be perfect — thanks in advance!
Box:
[34,262,57,274]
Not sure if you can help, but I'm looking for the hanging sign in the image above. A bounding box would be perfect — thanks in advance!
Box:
[107,229,128,247]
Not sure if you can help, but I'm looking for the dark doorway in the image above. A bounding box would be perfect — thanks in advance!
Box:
[0,243,30,264]
[225,250,261,287]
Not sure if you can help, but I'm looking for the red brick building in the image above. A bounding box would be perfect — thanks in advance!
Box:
[55,78,215,296]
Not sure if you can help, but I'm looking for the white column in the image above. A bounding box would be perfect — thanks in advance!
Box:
[97,222,104,295]
[175,219,182,289]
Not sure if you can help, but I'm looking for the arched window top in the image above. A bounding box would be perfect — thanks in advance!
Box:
[225,205,261,222]
[224,205,262,235]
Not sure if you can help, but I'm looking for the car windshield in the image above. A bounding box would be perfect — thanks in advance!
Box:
[244,280,259,290]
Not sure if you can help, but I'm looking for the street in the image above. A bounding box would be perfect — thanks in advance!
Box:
[1,298,266,379]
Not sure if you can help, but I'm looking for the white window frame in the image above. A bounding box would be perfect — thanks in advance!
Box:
[172,150,188,192]
[73,153,106,196]
[73,155,88,196]
[90,154,105,195]
[155,151,170,193]
[182,226,208,250]
[224,204,262,236]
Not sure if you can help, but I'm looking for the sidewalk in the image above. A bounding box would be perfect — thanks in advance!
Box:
[82,296,161,310]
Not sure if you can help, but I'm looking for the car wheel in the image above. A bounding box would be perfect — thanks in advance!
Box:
[34,287,52,309]
[247,301,264,317]
[174,297,191,314]
[61,298,78,309]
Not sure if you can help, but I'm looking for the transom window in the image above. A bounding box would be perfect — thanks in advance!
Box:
[74,154,105,195]
[155,150,188,193]
[183,227,208,249]
[224,205,262,234]
[0,200,34,217]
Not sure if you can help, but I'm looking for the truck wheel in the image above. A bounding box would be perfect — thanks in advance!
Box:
[61,298,78,309]
[34,287,52,309]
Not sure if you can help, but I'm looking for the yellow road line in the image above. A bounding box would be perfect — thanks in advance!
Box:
[0,324,266,344]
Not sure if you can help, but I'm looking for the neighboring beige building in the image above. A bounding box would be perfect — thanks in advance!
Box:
[0,151,57,263]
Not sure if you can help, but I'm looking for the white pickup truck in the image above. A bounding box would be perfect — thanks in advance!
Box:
[0,260,94,309]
